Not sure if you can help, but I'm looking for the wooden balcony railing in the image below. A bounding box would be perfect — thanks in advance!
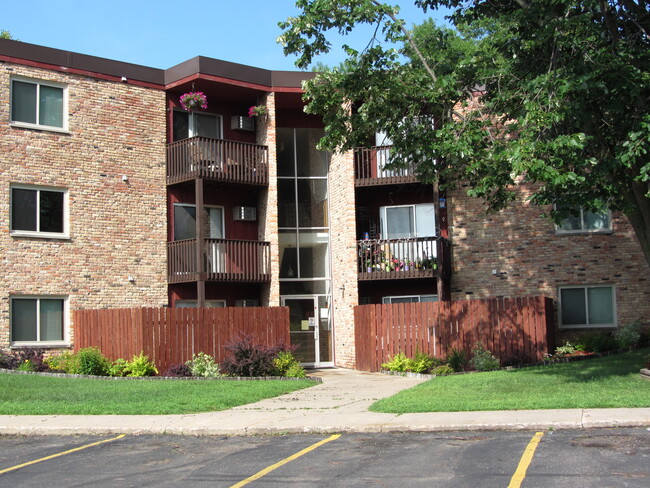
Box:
[357,236,450,281]
[167,137,269,186]
[354,146,419,186]
[167,238,271,283]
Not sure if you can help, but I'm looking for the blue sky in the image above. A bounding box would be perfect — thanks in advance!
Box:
[4,1,451,71]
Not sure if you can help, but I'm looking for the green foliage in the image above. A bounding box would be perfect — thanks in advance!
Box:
[45,352,79,374]
[382,352,411,372]
[0,30,14,40]
[279,0,650,267]
[109,358,130,377]
[273,350,306,377]
[124,352,158,377]
[382,352,442,374]
[4,348,49,372]
[410,351,438,374]
[185,352,222,377]
[446,348,469,372]
[614,321,642,349]
[16,359,37,372]
[76,347,111,376]
[470,343,500,371]
[554,342,577,357]
[431,364,454,375]
[567,331,618,353]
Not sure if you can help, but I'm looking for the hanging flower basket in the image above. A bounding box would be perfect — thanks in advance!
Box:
[180,91,208,111]
[248,105,268,118]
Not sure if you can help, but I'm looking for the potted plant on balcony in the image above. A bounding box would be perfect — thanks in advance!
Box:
[180,91,208,111]
[248,105,268,118]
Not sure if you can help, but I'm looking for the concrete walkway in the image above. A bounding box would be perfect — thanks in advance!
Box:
[1,368,649,436]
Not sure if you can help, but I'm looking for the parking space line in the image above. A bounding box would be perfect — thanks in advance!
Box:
[508,431,544,488]
[0,434,126,475]
[229,434,341,488]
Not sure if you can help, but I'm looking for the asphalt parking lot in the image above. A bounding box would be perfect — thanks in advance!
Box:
[0,428,648,487]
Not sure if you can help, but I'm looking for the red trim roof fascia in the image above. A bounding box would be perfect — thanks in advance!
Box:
[165,73,304,93]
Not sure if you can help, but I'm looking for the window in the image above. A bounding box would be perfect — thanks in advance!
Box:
[173,204,224,241]
[556,206,611,234]
[235,299,260,307]
[11,78,66,130]
[176,300,226,308]
[380,204,436,239]
[559,286,615,328]
[382,295,438,304]
[10,184,68,238]
[173,111,222,141]
[10,296,67,345]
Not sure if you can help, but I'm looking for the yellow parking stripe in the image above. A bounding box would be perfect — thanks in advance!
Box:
[229,434,341,488]
[0,434,126,475]
[508,431,544,488]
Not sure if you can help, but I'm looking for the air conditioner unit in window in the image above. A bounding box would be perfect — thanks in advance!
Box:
[236,299,260,307]
[231,115,255,132]
[233,206,257,221]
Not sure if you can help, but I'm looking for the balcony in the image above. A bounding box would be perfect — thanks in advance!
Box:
[354,146,418,187]
[357,236,449,281]
[167,137,269,186]
[168,238,271,283]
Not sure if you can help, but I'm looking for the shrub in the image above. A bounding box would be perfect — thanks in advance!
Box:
[109,358,130,377]
[5,348,49,372]
[381,352,411,372]
[186,352,221,377]
[45,352,80,374]
[431,364,454,375]
[16,359,37,372]
[446,348,469,372]
[76,347,111,376]
[165,363,193,377]
[0,350,11,369]
[272,350,305,377]
[221,334,276,377]
[568,331,617,353]
[410,351,438,374]
[613,321,642,350]
[554,342,576,357]
[125,352,158,377]
[470,343,500,371]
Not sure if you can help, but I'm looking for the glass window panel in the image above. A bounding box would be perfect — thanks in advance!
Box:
[587,287,614,325]
[296,128,328,176]
[557,205,583,231]
[277,128,296,177]
[584,210,609,231]
[420,295,439,302]
[415,204,436,237]
[207,207,224,238]
[278,179,297,227]
[280,280,329,295]
[195,113,220,139]
[40,299,63,341]
[561,288,587,325]
[11,299,37,342]
[173,111,189,141]
[279,230,298,278]
[11,188,37,231]
[297,179,328,228]
[39,85,63,127]
[173,205,196,241]
[11,81,37,124]
[385,206,414,239]
[39,191,64,233]
[299,230,329,278]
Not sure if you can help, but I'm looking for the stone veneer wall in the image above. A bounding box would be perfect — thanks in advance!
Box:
[447,182,650,334]
[328,149,359,368]
[256,92,280,307]
[0,63,168,349]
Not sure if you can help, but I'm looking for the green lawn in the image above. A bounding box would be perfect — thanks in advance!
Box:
[370,348,650,413]
[0,374,317,415]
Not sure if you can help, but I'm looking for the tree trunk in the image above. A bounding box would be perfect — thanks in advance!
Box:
[623,182,650,270]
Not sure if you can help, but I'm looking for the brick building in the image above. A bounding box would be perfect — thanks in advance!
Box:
[1,39,648,368]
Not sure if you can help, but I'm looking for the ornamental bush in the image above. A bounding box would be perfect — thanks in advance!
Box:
[76,347,111,376]
[186,352,221,377]
[221,334,276,377]
[470,343,500,372]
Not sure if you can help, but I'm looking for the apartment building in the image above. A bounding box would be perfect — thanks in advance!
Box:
[1,38,648,369]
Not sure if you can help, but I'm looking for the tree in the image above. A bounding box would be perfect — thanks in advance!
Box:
[278,1,650,267]
[1,30,14,39]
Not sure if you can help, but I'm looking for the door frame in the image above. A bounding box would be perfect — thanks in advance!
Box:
[281,295,333,368]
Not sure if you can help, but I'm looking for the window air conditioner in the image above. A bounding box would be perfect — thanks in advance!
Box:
[233,206,257,221]
[231,115,255,132]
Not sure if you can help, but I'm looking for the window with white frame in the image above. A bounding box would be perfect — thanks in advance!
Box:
[173,203,224,241]
[559,285,616,328]
[382,295,438,304]
[11,77,66,130]
[380,204,436,239]
[173,110,223,141]
[176,300,226,308]
[10,184,68,238]
[556,205,611,234]
[10,296,67,344]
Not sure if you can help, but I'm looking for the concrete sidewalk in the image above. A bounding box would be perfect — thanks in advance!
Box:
[1,368,649,436]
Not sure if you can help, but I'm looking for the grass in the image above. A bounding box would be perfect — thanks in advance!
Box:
[0,374,317,415]
[370,348,650,413]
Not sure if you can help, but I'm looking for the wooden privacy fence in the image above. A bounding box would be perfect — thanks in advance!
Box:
[73,307,289,374]
[354,296,554,372]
